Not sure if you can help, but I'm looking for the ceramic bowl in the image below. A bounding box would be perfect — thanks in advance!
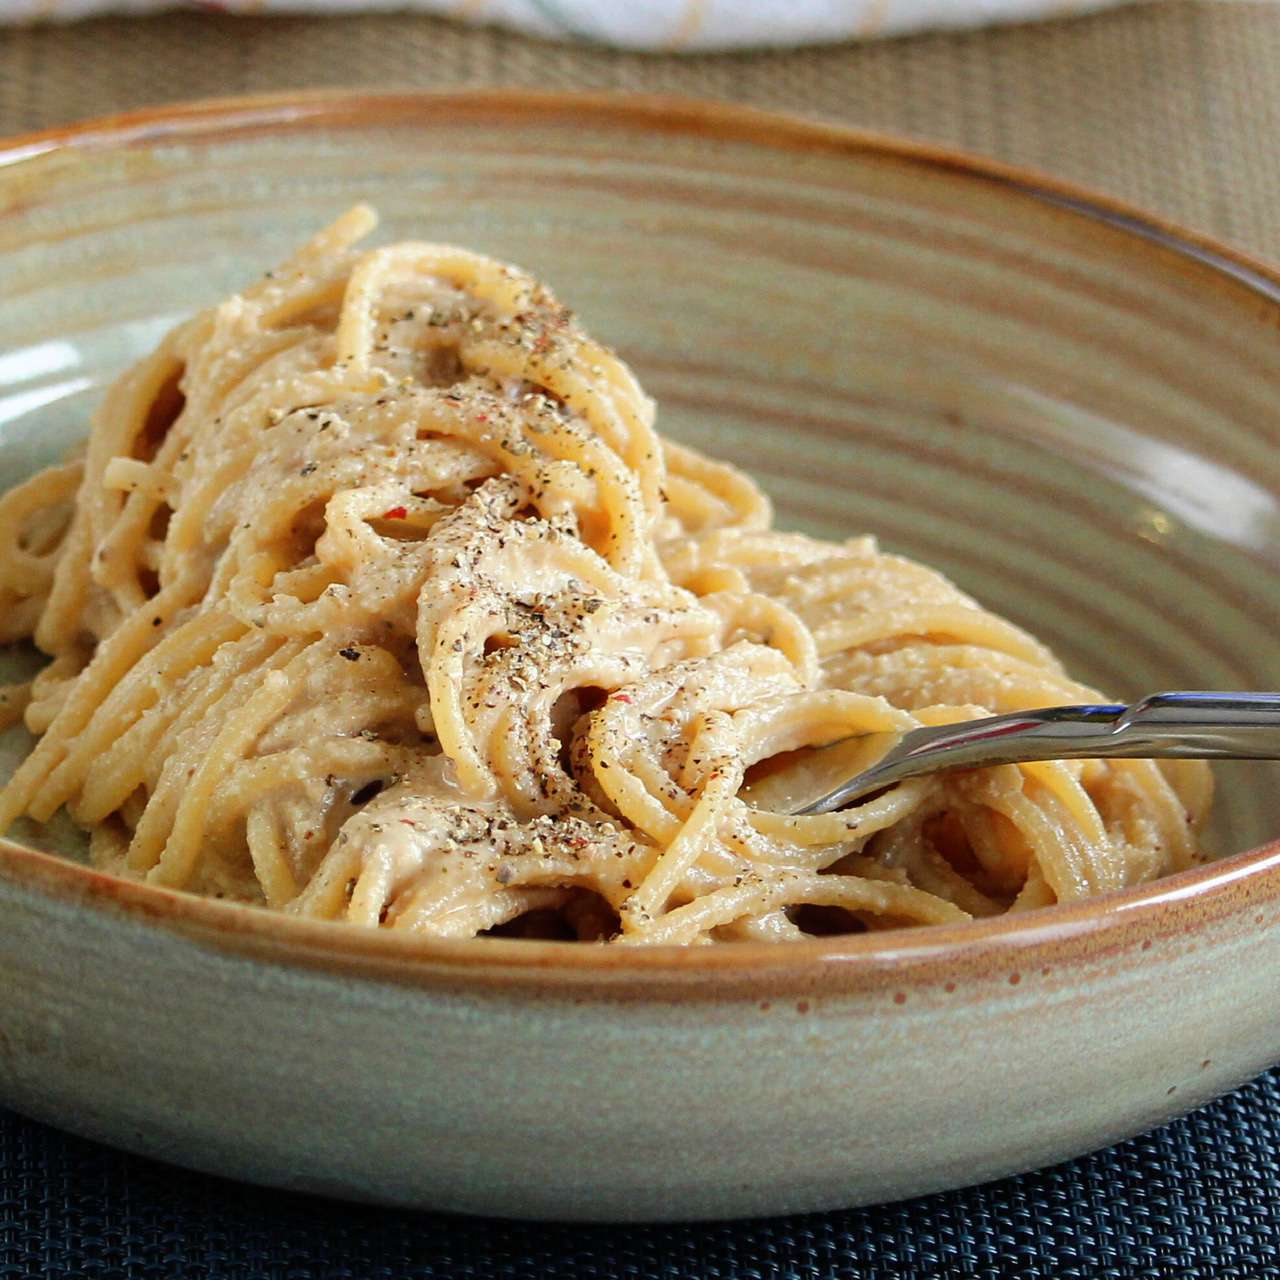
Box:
[1,92,1279,1223]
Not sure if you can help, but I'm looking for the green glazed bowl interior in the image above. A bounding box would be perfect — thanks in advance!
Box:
[2,92,1277,861]
[1,94,1280,1221]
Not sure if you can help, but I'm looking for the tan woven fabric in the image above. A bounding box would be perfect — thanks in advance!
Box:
[1,1,1279,260]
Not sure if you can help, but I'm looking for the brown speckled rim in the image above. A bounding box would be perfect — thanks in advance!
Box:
[1,90,1279,995]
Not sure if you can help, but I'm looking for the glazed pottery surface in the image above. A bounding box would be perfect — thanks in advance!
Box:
[0,93,1278,1221]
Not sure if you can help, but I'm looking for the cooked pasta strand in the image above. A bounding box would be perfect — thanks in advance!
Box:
[0,208,1212,941]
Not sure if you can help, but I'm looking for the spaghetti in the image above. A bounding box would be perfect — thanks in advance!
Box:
[0,207,1212,942]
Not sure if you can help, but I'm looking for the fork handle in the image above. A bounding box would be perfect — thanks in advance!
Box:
[804,692,1280,814]
[976,691,1280,762]
[1097,691,1280,754]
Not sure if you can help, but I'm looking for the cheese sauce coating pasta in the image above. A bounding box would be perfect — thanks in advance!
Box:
[0,207,1211,943]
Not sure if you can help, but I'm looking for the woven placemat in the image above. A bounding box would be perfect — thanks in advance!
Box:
[2,1,1280,262]
[2,1067,1279,1279]
[2,3,1280,1275]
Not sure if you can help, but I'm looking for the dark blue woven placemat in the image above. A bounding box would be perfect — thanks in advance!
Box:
[3,1070,1279,1280]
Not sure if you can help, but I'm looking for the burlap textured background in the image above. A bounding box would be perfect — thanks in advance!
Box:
[2,1,1279,261]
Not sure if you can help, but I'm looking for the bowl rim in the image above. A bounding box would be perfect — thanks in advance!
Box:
[2,87,1279,995]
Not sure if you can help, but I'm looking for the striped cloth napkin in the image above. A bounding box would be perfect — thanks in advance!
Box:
[3,0,1140,47]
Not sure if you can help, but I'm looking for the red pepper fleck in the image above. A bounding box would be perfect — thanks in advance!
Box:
[612,693,632,704]
[382,506,408,520]
[475,413,489,423]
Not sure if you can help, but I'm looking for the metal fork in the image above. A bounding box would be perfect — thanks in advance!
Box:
[773,692,1280,815]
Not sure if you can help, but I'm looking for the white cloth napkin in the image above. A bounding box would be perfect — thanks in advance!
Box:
[3,0,1141,47]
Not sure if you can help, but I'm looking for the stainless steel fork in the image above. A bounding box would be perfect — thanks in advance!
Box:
[782,692,1280,815]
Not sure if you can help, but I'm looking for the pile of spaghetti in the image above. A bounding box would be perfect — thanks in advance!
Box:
[0,207,1211,943]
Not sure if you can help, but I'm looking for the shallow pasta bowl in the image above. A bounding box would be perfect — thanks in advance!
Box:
[1,91,1279,1222]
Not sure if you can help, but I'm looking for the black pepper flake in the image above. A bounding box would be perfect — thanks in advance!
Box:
[338,646,361,661]
[299,463,318,476]
[151,616,162,627]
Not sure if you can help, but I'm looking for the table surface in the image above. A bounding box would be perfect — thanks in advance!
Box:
[2,2,1280,1276]
[4,0,1280,264]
